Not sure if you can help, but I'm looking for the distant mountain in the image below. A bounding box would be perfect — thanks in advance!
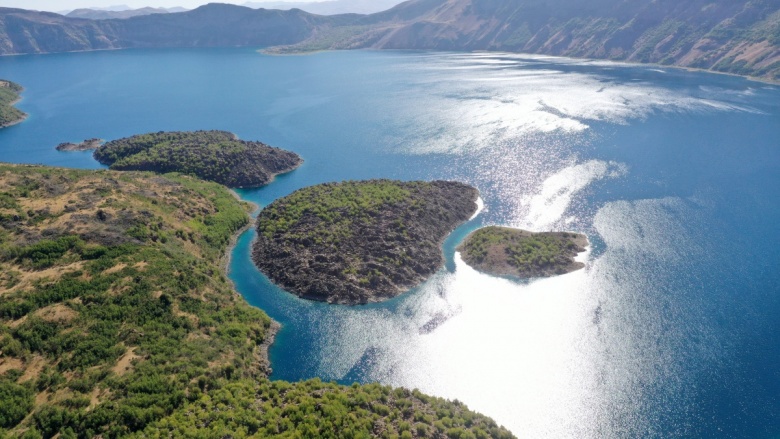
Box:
[0,0,778,80]
[66,7,176,20]
[294,0,780,80]
[0,4,330,54]
[244,0,404,15]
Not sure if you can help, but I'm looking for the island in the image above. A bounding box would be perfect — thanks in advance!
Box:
[458,226,588,278]
[0,80,27,128]
[93,130,302,188]
[253,179,479,305]
[0,165,513,438]
[55,138,103,151]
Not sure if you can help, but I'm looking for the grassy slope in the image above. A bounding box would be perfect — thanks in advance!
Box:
[0,81,26,128]
[0,165,513,439]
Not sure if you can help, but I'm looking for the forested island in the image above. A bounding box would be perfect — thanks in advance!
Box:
[458,227,588,279]
[93,130,302,188]
[0,80,26,128]
[253,180,479,305]
[0,165,513,438]
[56,138,103,152]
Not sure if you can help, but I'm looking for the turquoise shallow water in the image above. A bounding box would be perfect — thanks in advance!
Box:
[1,48,779,437]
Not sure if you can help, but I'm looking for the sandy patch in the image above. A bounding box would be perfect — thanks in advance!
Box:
[33,303,78,324]
[103,263,127,274]
[112,347,140,376]
[0,357,23,375]
[20,355,46,382]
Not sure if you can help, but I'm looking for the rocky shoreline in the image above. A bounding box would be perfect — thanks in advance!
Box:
[252,179,479,305]
[56,137,103,151]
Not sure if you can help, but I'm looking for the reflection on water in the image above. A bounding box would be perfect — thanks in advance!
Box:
[1,48,778,437]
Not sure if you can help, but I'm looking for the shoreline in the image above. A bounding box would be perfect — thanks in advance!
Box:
[269,47,780,86]
[0,113,27,129]
[0,46,776,85]
[221,189,280,375]
[0,95,28,128]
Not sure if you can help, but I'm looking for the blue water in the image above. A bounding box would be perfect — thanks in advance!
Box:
[1,48,779,438]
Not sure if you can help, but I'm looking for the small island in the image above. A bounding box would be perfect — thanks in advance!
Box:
[93,130,302,188]
[0,80,27,128]
[458,226,588,278]
[253,179,479,305]
[55,138,103,151]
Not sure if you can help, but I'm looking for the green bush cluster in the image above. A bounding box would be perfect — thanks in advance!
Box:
[135,380,514,439]
[258,180,414,242]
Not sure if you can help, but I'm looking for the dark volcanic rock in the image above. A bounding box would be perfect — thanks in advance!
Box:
[252,179,479,305]
[93,130,302,188]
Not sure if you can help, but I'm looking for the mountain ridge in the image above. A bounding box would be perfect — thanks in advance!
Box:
[0,0,778,80]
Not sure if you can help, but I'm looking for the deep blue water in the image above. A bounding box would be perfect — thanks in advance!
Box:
[1,48,779,438]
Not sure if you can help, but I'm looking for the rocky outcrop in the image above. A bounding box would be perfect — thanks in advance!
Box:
[252,180,479,305]
[93,130,302,188]
[56,138,103,151]
[458,227,588,278]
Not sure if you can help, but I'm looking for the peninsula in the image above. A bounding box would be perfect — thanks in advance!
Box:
[458,226,588,278]
[0,80,26,128]
[93,130,302,188]
[0,165,513,438]
[253,179,479,304]
[55,138,103,151]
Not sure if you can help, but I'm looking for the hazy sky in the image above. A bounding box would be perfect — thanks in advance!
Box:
[3,0,312,12]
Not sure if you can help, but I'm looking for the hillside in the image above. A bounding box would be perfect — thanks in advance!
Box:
[253,180,479,305]
[244,0,405,15]
[65,7,175,20]
[0,4,331,54]
[0,80,26,128]
[0,165,513,438]
[0,1,778,79]
[93,131,302,188]
[286,0,780,80]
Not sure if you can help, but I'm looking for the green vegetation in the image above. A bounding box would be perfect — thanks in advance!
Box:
[258,180,413,242]
[459,226,587,278]
[0,80,26,128]
[135,380,514,438]
[93,131,302,188]
[254,180,479,304]
[0,166,513,438]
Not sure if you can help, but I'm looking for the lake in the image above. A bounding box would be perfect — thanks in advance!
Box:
[1,48,778,438]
